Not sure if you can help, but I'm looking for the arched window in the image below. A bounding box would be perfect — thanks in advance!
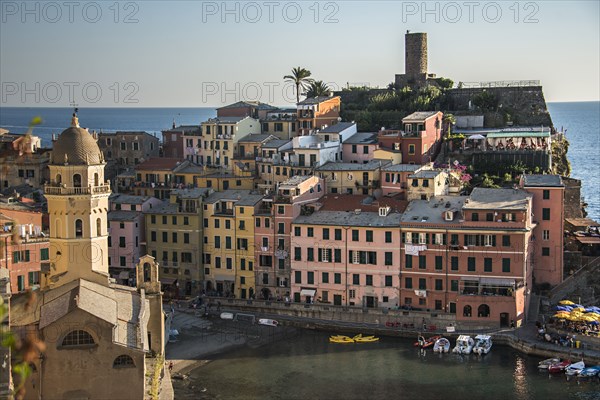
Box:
[478,304,490,318]
[75,219,83,238]
[73,174,82,188]
[143,263,151,282]
[463,305,472,317]
[55,219,62,238]
[96,218,102,236]
[56,174,62,184]
[94,172,99,186]
[113,355,135,368]
[62,330,94,347]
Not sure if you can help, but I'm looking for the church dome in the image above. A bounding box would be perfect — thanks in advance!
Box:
[51,116,103,165]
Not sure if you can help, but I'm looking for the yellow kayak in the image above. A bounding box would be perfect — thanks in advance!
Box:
[329,335,354,343]
[355,336,379,343]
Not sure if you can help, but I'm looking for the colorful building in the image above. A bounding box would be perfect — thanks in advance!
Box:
[144,188,211,297]
[296,96,341,136]
[261,109,298,140]
[202,190,264,298]
[342,132,379,163]
[378,111,443,164]
[199,116,261,169]
[316,160,390,195]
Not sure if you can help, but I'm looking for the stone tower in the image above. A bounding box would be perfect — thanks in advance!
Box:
[405,32,428,78]
[43,113,111,288]
[395,31,435,88]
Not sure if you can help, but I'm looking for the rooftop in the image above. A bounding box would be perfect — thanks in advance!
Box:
[409,170,444,179]
[238,134,275,143]
[343,132,379,145]
[521,174,563,187]
[318,194,408,214]
[261,139,291,149]
[136,158,186,171]
[108,210,139,222]
[218,101,278,110]
[162,125,201,134]
[294,210,402,227]
[171,187,212,199]
[318,122,356,133]
[316,160,390,172]
[204,190,264,206]
[381,164,422,172]
[202,116,247,124]
[401,196,468,225]
[297,96,340,105]
[464,188,532,210]
[279,175,313,188]
[109,194,153,205]
[402,111,440,122]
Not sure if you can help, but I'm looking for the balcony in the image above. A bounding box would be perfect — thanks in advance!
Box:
[214,209,234,216]
[44,184,111,195]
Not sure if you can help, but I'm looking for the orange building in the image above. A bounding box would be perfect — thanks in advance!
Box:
[296,96,341,136]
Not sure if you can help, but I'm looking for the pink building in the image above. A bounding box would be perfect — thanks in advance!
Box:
[290,195,406,307]
[254,175,324,300]
[342,132,378,163]
[108,194,162,284]
[380,164,422,197]
[520,174,565,286]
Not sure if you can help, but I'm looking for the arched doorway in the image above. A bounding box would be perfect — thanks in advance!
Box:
[463,305,472,317]
[261,288,271,300]
[73,174,82,187]
[478,304,490,318]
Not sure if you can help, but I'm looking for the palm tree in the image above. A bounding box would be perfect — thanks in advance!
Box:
[306,81,331,98]
[284,67,313,104]
[443,113,456,136]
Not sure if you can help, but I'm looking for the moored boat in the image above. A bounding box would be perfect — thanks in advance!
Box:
[258,318,278,327]
[433,337,450,353]
[578,365,600,379]
[220,312,234,320]
[473,335,493,355]
[548,360,571,374]
[452,335,475,354]
[565,361,585,379]
[538,358,561,370]
[329,335,354,344]
[354,334,379,343]
[414,335,441,349]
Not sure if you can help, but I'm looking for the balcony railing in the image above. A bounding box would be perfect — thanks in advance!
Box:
[44,184,110,195]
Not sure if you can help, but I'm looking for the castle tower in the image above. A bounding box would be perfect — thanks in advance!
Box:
[405,32,428,78]
[43,112,111,288]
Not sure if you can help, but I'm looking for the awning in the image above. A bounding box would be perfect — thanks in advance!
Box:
[160,278,177,285]
[460,276,480,282]
[118,271,130,280]
[480,278,515,286]
[300,289,316,297]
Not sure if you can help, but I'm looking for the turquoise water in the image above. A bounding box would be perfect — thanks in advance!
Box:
[172,329,600,400]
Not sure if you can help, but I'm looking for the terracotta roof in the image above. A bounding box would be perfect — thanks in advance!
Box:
[318,194,408,213]
[135,158,185,171]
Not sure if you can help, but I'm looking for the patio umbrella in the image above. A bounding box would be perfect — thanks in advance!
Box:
[559,300,575,305]
[467,134,485,140]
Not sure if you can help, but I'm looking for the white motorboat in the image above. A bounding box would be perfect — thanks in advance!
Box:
[258,318,279,327]
[473,335,493,355]
[452,335,474,354]
[220,312,234,320]
[538,357,561,370]
[433,337,451,353]
[565,360,585,379]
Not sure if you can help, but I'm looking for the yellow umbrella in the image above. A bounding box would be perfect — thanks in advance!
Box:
[559,300,575,305]
[572,307,586,312]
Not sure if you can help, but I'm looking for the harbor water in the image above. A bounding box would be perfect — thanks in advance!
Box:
[171,328,600,400]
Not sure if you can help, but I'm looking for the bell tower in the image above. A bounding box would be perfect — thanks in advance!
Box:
[43,111,111,288]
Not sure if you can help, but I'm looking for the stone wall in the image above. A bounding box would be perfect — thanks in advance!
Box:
[447,86,553,127]
[562,177,584,218]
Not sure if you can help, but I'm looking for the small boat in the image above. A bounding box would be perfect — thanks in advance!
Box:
[565,361,585,378]
[473,335,493,355]
[578,365,600,379]
[538,358,561,370]
[220,312,234,320]
[414,335,441,349]
[258,318,278,327]
[548,360,571,374]
[433,337,450,353]
[329,335,354,344]
[354,334,379,343]
[452,335,475,354]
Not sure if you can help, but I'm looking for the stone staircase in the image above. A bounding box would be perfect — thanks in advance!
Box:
[549,256,600,305]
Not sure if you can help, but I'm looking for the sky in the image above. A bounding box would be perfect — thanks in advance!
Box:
[0,0,598,107]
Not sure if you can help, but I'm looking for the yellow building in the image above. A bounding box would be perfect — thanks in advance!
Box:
[261,109,298,140]
[133,158,194,199]
[406,169,448,201]
[199,116,261,170]
[145,187,212,297]
[202,190,264,299]
[195,161,255,191]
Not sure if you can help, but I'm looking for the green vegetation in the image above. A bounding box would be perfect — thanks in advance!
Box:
[284,67,314,104]
[306,80,331,98]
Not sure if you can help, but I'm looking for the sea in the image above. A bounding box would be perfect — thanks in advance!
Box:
[0,102,598,221]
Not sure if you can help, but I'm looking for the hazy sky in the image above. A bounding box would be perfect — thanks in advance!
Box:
[1,1,598,107]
